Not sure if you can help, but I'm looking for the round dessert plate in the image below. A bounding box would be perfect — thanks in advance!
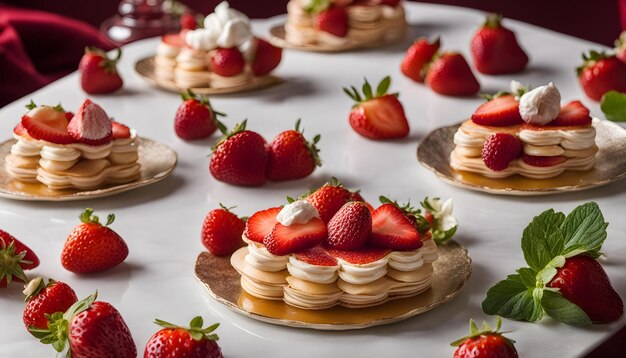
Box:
[195,241,471,330]
[417,119,626,195]
[268,24,408,52]
[0,137,177,201]
[134,57,283,95]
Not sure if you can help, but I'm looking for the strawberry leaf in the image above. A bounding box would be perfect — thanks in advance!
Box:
[541,290,591,327]
[521,209,565,271]
[376,76,391,97]
[560,202,607,257]
[600,91,626,122]
[482,269,543,322]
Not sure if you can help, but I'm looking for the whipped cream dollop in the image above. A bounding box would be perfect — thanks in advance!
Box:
[276,200,320,226]
[68,100,112,141]
[518,82,561,125]
[185,1,253,51]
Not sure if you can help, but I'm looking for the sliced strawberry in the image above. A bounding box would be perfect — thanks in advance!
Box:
[180,12,197,30]
[370,203,422,250]
[521,154,567,167]
[263,217,327,256]
[481,133,523,171]
[550,100,592,126]
[401,37,440,83]
[326,247,392,265]
[21,112,72,144]
[243,207,282,243]
[471,94,524,126]
[111,121,131,139]
[315,6,348,38]
[294,246,337,266]
[13,123,28,137]
[65,112,75,121]
[162,33,186,48]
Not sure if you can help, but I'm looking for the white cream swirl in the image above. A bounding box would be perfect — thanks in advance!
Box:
[185,1,252,51]
[287,256,339,284]
[337,257,388,284]
[244,240,288,272]
[519,82,561,125]
[388,250,424,271]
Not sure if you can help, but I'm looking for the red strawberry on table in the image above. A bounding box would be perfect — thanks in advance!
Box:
[175,89,226,140]
[471,94,524,126]
[23,277,78,332]
[264,217,327,256]
[521,154,566,167]
[68,99,113,145]
[61,208,129,273]
[481,133,523,171]
[577,51,626,101]
[144,316,223,358]
[470,14,529,75]
[32,292,136,358]
[79,47,123,94]
[267,119,321,181]
[344,76,410,140]
[21,102,73,144]
[315,6,348,38]
[252,38,282,76]
[369,203,422,250]
[0,229,39,288]
[244,207,282,243]
[548,255,624,322]
[426,52,480,96]
[550,100,592,126]
[211,48,245,77]
[451,316,518,358]
[326,202,372,250]
[201,204,246,257]
[209,120,268,186]
[306,178,352,224]
[401,37,440,83]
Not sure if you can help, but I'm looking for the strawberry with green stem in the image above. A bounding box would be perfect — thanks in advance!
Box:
[0,229,39,288]
[577,50,626,101]
[267,119,321,181]
[175,89,226,140]
[79,47,123,94]
[144,316,222,357]
[201,204,246,257]
[451,316,518,358]
[305,177,352,224]
[23,277,78,332]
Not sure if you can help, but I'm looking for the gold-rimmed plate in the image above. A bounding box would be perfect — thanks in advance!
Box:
[195,241,471,330]
[0,137,177,201]
[417,120,626,195]
[134,57,283,95]
[268,24,408,53]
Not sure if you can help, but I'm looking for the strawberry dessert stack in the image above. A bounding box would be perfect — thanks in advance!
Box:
[5,99,140,190]
[285,0,407,48]
[229,180,456,310]
[449,81,597,179]
[155,1,282,89]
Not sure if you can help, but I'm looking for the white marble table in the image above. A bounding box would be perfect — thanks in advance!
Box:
[1,3,624,357]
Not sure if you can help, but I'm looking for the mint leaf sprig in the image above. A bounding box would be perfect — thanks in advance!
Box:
[600,91,626,122]
[482,202,608,327]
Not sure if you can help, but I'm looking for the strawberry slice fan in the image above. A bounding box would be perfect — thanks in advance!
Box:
[483,202,624,326]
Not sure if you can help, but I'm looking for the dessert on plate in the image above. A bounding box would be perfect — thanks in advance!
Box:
[230,181,457,310]
[4,100,140,190]
[283,0,407,48]
[154,1,282,89]
[450,81,597,179]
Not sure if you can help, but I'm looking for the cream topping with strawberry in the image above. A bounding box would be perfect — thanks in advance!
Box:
[336,257,388,285]
[277,200,320,226]
[243,238,289,272]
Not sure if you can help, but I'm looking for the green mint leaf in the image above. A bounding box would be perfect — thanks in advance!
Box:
[517,267,537,288]
[541,290,591,327]
[561,202,608,256]
[482,270,543,322]
[521,209,565,271]
[600,91,626,122]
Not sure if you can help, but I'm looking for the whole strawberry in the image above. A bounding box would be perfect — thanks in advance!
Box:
[426,52,480,96]
[344,76,410,140]
[209,120,268,186]
[326,202,372,250]
[315,6,348,38]
[61,208,129,273]
[0,229,39,287]
[577,51,626,101]
[201,204,246,256]
[481,133,523,171]
[144,316,222,358]
[211,48,245,77]
[252,38,282,76]
[267,119,321,181]
[23,277,78,332]
[548,255,623,322]
[401,37,440,83]
[175,89,226,140]
[451,317,518,358]
[470,14,529,75]
[306,178,352,224]
[33,292,136,358]
[79,47,123,94]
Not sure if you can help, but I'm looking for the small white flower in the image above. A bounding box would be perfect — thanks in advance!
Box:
[423,197,458,243]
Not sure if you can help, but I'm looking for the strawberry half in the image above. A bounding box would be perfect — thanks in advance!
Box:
[470,14,529,75]
[263,217,327,256]
[344,76,410,140]
[315,6,348,37]
[68,99,113,145]
[471,94,524,126]
[243,207,282,243]
[0,229,39,288]
[21,104,73,144]
[521,154,566,167]
[401,37,440,83]
[111,121,131,139]
[369,203,422,250]
[306,178,352,224]
[481,133,523,171]
[326,202,372,250]
[425,52,480,96]
[550,100,592,126]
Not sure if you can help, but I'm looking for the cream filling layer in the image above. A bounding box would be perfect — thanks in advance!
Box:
[243,239,288,272]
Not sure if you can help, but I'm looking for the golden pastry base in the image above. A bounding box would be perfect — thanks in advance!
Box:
[417,119,626,195]
[195,241,471,330]
[134,57,283,95]
[0,137,177,201]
